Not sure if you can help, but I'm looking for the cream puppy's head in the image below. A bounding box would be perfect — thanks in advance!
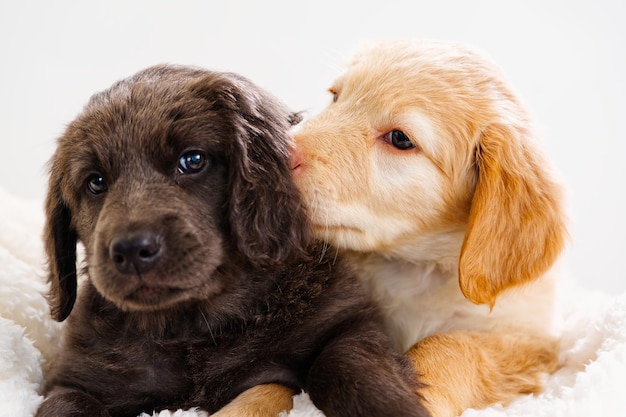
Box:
[291,40,567,307]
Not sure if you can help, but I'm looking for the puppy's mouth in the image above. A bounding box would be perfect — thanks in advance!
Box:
[126,284,179,304]
[118,275,223,311]
[118,283,188,311]
[311,223,384,253]
[312,223,364,247]
[114,269,203,308]
[313,223,364,237]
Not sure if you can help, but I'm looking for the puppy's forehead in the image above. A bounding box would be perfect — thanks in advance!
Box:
[72,72,226,148]
[338,40,502,103]
[55,68,236,191]
[334,41,516,143]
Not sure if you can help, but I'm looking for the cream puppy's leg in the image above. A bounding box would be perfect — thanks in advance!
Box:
[406,331,560,417]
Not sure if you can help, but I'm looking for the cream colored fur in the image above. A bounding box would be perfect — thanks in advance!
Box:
[291,39,568,415]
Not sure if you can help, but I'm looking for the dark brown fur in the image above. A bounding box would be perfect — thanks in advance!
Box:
[37,65,430,417]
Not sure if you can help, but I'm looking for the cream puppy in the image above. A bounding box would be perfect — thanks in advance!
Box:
[290,39,567,417]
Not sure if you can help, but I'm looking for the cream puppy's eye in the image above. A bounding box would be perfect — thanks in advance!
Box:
[383,130,415,150]
[329,88,338,103]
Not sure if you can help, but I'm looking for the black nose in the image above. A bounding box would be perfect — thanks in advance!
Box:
[109,231,162,274]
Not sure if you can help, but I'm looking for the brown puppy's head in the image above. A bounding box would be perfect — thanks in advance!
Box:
[44,65,307,321]
[292,40,567,307]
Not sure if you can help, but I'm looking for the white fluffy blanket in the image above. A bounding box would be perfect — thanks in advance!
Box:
[1,187,625,417]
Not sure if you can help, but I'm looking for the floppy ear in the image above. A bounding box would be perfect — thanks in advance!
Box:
[191,74,311,265]
[459,123,567,307]
[228,87,312,265]
[43,165,78,322]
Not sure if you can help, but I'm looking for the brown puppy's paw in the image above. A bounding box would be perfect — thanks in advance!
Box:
[405,331,560,417]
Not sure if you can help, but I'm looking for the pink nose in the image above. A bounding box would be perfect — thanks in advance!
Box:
[290,144,304,172]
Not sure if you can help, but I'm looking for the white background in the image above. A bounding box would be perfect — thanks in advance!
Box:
[1,1,624,294]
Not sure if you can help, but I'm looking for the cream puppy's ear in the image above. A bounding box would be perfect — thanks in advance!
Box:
[459,123,567,307]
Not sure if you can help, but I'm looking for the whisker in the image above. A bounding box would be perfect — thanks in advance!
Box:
[199,309,217,346]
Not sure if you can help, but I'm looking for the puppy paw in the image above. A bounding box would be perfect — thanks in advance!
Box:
[478,331,560,398]
[405,330,560,417]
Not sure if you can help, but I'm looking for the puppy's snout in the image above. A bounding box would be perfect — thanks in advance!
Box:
[290,143,304,172]
[109,231,162,274]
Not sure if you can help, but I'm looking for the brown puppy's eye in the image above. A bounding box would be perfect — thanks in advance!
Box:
[86,174,108,195]
[383,130,415,150]
[178,150,207,174]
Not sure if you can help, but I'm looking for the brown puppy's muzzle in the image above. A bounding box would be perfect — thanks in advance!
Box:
[109,230,163,275]
[88,189,226,311]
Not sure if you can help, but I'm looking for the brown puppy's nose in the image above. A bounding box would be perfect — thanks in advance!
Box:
[109,231,162,274]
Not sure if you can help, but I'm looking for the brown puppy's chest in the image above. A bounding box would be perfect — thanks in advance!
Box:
[60,309,194,416]
[56,280,315,415]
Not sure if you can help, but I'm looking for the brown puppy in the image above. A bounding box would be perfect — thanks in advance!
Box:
[37,65,430,417]
[290,40,566,416]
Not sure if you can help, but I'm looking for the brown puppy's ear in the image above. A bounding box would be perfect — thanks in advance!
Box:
[43,167,78,322]
[459,123,567,307]
[191,74,311,265]
[228,90,312,265]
